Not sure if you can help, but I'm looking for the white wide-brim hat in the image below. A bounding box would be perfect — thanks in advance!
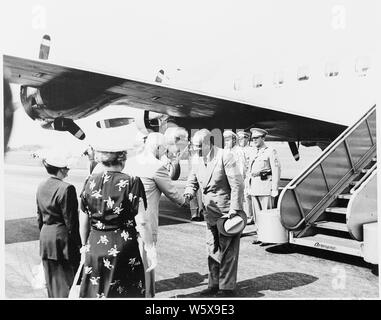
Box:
[217,210,247,236]
[90,129,129,152]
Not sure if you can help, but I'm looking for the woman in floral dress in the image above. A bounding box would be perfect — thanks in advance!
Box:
[79,146,156,298]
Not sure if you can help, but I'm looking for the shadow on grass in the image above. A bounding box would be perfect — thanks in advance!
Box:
[235,272,318,297]
[5,218,40,244]
[156,272,208,294]
[171,271,318,298]
[266,243,372,269]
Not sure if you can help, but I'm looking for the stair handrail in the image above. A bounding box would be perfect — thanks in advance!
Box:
[279,104,376,231]
[286,104,376,190]
[350,162,377,194]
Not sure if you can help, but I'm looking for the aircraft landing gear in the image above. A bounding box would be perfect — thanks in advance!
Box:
[371,264,379,276]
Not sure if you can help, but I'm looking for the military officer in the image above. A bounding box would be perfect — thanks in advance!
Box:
[247,128,281,243]
[223,130,238,151]
[236,131,255,224]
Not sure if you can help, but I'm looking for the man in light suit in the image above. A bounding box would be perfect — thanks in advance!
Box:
[247,128,281,244]
[124,132,187,297]
[184,129,244,297]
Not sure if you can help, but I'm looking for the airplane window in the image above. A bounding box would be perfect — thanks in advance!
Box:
[355,57,370,76]
[273,72,284,87]
[252,74,263,88]
[325,62,339,77]
[297,66,309,81]
[234,78,242,91]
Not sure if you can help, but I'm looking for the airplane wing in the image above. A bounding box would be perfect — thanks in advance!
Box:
[3,54,346,142]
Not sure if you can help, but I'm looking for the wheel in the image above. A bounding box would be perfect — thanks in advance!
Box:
[371,264,379,276]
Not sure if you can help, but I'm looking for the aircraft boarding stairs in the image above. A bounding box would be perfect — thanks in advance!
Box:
[278,105,377,260]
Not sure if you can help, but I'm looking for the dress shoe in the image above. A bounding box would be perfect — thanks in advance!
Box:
[260,242,272,247]
[199,287,219,296]
[246,218,254,225]
[216,290,236,297]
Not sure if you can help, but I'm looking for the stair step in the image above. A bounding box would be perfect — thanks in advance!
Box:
[314,221,348,232]
[337,194,352,200]
[290,234,362,256]
[325,207,347,215]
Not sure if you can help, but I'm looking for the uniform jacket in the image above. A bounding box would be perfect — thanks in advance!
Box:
[185,147,244,226]
[233,145,254,179]
[123,153,184,240]
[247,143,281,196]
[36,177,81,264]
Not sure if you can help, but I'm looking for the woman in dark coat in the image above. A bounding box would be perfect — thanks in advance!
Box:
[79,144,157,298]
[36,153,81,298]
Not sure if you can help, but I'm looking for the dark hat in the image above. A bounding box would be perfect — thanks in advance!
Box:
[217,210,247,236]
[250,128,268,138]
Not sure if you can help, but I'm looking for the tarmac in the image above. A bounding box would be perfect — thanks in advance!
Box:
[3,160,379,299]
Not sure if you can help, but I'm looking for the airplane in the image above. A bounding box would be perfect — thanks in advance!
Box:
[2,1,376,175]
[3,55,375,177]
[2,0,377,264]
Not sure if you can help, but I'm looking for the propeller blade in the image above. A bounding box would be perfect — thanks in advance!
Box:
[39,34,51,60]
[288,141,300,161]
[96,117,134,128]
[52,118,85,140]
[155,69,165,83]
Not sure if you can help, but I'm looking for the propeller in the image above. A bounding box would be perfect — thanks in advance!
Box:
[155,69,170,84]
[39,34,51,60]
[52,118,86,140]
[96,117,134,128]
[288,141,300,161]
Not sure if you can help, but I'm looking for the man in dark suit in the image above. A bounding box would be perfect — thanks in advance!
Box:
[184,129,244,297]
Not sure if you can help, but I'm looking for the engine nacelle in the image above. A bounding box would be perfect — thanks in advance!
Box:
[134,110,168,135]
[20,86,46,120]
[20,85,86,139]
